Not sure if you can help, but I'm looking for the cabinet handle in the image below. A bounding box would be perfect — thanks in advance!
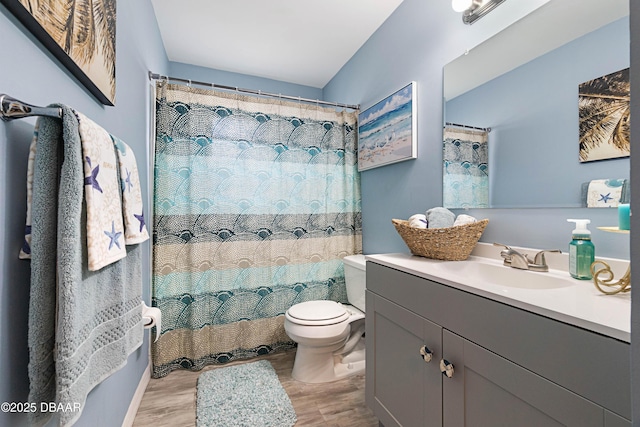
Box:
[440,359,454,378]
[419,345,433,363]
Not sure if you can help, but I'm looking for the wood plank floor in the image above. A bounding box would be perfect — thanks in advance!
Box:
[132,349,379,427]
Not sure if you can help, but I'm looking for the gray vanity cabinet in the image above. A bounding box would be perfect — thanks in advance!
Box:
[365,261,631,427]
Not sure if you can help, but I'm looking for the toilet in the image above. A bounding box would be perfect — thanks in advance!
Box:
[284,254,367,383]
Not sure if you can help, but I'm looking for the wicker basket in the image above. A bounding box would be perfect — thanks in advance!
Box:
[392,218,489,261]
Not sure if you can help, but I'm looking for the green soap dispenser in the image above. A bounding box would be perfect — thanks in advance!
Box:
[567,219,595,280]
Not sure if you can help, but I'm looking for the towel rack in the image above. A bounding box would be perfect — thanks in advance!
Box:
[0,94,62,121]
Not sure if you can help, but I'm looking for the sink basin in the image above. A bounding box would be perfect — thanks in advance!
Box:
[429,258,576,290]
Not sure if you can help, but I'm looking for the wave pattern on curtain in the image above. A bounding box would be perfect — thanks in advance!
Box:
[443,127,489,209]
[151,83,362,378]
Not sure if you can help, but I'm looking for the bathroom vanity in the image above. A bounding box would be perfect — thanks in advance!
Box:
[364,252,631,427]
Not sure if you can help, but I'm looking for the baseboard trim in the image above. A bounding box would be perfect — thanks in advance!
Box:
[122,364,150,427]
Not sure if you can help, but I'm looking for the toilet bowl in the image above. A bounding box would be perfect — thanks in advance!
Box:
[284,254,367,383]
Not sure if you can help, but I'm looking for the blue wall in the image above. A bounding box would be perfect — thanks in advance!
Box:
[324,0,629,260]
[446,17,629,208]
[0,1,168,425]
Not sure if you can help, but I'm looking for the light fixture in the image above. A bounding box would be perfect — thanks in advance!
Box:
[451,0,474,13]
[452,0,507,25]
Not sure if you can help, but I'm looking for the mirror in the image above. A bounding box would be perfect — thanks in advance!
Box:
[443,0,629,208]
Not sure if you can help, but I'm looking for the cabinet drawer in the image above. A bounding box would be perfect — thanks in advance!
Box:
[367,261,631,420]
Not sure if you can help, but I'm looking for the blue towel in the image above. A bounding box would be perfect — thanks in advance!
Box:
[426,207,455,228]
[28,106,143,426]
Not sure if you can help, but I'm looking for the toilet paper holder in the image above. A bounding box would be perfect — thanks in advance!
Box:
[142,302,162,342]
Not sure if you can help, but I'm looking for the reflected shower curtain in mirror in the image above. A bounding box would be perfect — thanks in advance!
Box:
[151,83,362,378]
[443,127,489,208]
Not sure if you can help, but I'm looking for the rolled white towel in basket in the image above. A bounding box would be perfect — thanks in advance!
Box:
[408,214,428,229]
[453,214,478,227]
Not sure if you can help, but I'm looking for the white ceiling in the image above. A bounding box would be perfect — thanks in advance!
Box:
[150,0,404,88]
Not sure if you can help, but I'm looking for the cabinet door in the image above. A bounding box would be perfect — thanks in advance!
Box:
[605,410,631,427]
[442,330,604,427]
[366,292,442,427]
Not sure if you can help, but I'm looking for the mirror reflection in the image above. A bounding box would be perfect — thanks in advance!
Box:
[443,0,629,209]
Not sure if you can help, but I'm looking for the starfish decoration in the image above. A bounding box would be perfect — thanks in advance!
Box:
[84,156,103,193]
[124,168,133,192]
[104,221,122,250]
[598,193,613,203]
[134,211,146,233]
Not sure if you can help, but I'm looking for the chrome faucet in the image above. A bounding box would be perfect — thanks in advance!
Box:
[494,243,529,270]
[493,243,561,272]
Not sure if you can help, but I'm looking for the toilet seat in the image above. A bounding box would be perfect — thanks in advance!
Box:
[286,301,350,326]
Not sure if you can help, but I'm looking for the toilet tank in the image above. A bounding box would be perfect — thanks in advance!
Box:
[343,254,366,312]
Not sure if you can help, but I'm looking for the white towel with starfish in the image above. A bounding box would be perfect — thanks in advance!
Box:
[111,135,149,245]
[77,111,127,271]
[19,125,38,260]
[586,179,624,208]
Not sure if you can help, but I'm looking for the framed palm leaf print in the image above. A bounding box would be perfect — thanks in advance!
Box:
[1,0,116,105]
[578,68,629,162]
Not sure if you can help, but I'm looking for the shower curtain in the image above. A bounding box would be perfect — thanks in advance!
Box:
[443,127,489,209]
[151,83,362,377]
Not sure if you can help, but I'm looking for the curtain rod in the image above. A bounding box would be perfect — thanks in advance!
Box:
[0,94,62,121]
[445,122,491,132]
[148,72,360,111]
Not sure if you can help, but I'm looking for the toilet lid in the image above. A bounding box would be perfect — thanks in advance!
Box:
[287,300,349,324]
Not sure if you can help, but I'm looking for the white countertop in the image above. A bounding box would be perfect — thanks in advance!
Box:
[365,250,631,343]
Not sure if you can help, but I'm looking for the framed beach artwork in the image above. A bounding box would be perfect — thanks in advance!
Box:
[357,82,417,171]
[578,68,629,163]
[1,0,117,105]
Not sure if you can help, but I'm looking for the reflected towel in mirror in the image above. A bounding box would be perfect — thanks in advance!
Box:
[584,179,628,207]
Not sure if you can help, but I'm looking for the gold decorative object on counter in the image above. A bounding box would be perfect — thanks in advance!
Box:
[592,227,631,295]
[591,260,631,295]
